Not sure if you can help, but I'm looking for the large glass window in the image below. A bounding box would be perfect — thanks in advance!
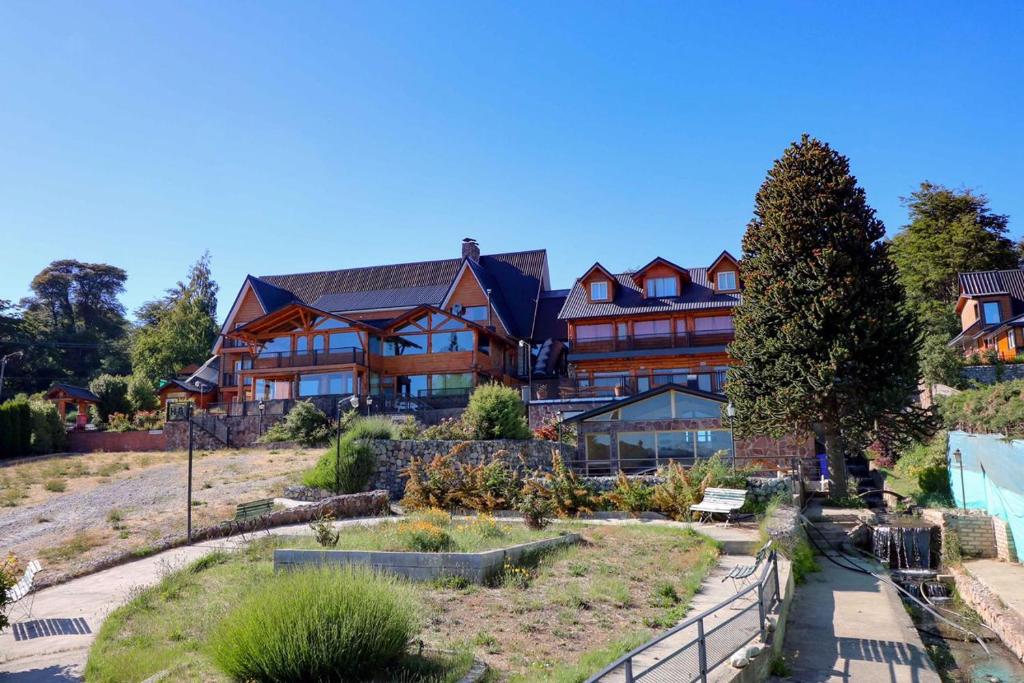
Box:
[619,392,673,420]
[617,432,657,472]
[983,301,1002,324]
[634,319,671,337]
[696,430,733,459]
[674,393,723,419]
[590,281,609,301]
[645,277,677,297]
[694,315,734,332]
[585,433,612,475]
[717,271,737,290]
[329,331,362,350]
[432,330,474,353]
[593,372,628,389]
[312,335,325,352]
[385,334,427,355]
[459,305,488,321]
[576,323,613,341]
[433,373,473,393]
[298,372,353,397]
[259,336,291,357]
[315,317,349,330]
[397,375,428,397]
[657,432,695,462]
[255,379,290,399]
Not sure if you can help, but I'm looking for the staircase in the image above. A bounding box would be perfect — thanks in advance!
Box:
[804,502,875,552]
[190,413,231,446]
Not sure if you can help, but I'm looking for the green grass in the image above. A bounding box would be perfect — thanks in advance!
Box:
[510,630,650,682]
[43,478,66,492]
[85,541,475,683]
[283,515,564,554]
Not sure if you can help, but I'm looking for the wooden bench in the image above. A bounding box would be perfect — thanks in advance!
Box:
[689,487,747,524]
[234,499,274,523]
[721,541,773,591]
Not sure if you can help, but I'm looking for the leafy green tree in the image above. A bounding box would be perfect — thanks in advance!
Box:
[131,252,220,384]
[13,260,130,392]
[920,334,964,392]
[127,375,159,413]
[88,374,132,423]
[889,183,1016,338]
[725,135,928,497]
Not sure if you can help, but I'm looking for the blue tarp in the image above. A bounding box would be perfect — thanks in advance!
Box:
[947,431,1024,555]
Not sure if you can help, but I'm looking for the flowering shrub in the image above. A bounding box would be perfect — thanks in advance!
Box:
[515,485,554,530]
[395,520,454,552]
[499,559,532,589]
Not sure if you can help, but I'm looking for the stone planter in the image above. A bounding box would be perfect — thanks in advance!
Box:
[274,532,581,584]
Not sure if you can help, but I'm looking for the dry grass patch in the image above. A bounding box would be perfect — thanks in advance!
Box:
[41,530,106,564]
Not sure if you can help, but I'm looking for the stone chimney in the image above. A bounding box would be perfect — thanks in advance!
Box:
[462,238,480,262]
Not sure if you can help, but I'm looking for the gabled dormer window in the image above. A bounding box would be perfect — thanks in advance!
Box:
[646,277,677,297]
[716,271,737,291]
[590,281,609,301]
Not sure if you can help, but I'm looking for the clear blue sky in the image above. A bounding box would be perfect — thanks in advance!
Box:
[2,1,1022,322]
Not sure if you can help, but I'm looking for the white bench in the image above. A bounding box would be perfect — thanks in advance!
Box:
[690,487,747,524]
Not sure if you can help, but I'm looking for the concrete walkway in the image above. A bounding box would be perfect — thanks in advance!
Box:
[0,517,756,681]
[779,557,940,683]
[962,559,1024,618]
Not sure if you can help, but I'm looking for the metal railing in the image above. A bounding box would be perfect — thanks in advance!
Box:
[587,551,779,683]
[530,371,727,401]
[572,329,734,355]
[251,347,365,370]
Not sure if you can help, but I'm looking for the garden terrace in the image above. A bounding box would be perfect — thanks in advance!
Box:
[84,522,721,682]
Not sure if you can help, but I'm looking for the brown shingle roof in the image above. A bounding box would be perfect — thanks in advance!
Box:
[558,267,739,320]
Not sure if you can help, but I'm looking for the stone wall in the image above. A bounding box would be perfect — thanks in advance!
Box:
[952,566,1024,662]
[67,430,167,453]
[368,439,560,498]
[734,434,816,468]
[920,508,999,559]
[993,516,1019,563]
[961,363,1024,385]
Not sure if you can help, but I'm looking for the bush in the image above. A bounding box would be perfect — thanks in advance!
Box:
[0,554,17,634]
[515,485,554,529]
[260,400,332,446]
[89,375,132,424]
[108,412,133,432]
[345,415,400,441]
[28,397,65,454]
[401,444,527,512]
[462,383,532,440]
[419,416,472,440]
[606,472,654,513]
[127,375,159,413]
[303,434,376,494]
[939,380,1024,437]
[0,398,32,458]
[395,520,454,551]
[536,451,604,517]
[210,566,419,681]
[891,432,953,506]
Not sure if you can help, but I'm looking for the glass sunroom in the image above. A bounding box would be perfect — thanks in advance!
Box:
[564,384,732,476]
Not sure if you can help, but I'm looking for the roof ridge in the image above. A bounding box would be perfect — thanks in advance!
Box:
[259,248,547,282]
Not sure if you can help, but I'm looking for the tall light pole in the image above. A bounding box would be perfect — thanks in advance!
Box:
[0,350,24,402]
[953,448,966,511]
[726,402,737,473]
[335,398,345,494]
[186,402,194,543]
[519,339,533,401]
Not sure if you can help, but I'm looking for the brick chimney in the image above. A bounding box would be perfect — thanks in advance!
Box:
[462,238,480,262]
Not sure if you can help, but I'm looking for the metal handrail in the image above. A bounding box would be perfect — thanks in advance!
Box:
[586,550,779,683]
[572,329,735,353]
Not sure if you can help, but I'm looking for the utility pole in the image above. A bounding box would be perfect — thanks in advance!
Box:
[187,403,194,543]
[0,351,24,402]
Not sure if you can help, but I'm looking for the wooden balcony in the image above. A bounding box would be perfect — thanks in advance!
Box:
[251,347,365,370]
[529,371,727,401]
[571,330,734,355]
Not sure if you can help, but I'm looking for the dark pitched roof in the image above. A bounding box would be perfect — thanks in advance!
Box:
[252,249,547,339]
[159,377,217,394]
[561,383,724,423]
[45,383,99,402]
[630,257,690,285]
[533,289,569,340]
[247,275,297,312]
[559,267,739,320]
[958,269,1024,299]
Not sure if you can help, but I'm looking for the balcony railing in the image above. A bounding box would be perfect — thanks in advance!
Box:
[529,371,727,401]
[571,329,734,354]
[251,347,365,370]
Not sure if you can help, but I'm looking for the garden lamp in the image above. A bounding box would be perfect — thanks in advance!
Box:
[726,403,737,473]
[953,448,966,511]
[0,350,24,402]
[366,395,373,416]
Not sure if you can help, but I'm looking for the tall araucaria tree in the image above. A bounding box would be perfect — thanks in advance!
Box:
[725,135,929,498]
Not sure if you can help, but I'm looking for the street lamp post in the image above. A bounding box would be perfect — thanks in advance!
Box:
[335,398,345,494]
[366,395,373,417]
[258,400,266,436]
[519,339,533,401]
[726,402,737,473]
[186,402,194,543]
[953,448,967,511]
[0,350,24,402]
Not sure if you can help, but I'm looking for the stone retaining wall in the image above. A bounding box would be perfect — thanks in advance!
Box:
[920,508,999,559]
[952,566,1024,662]
[368,439,560,498]
[961,363,1024,385]
[993,516,1019,562]
[274,532,581,583]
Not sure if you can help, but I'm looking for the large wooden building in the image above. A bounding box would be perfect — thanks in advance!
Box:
[951,269,1024,360]
[210,239,553,410]
[548,251,741,399]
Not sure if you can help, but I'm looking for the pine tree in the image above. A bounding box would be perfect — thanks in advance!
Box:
[725,135,927,497]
